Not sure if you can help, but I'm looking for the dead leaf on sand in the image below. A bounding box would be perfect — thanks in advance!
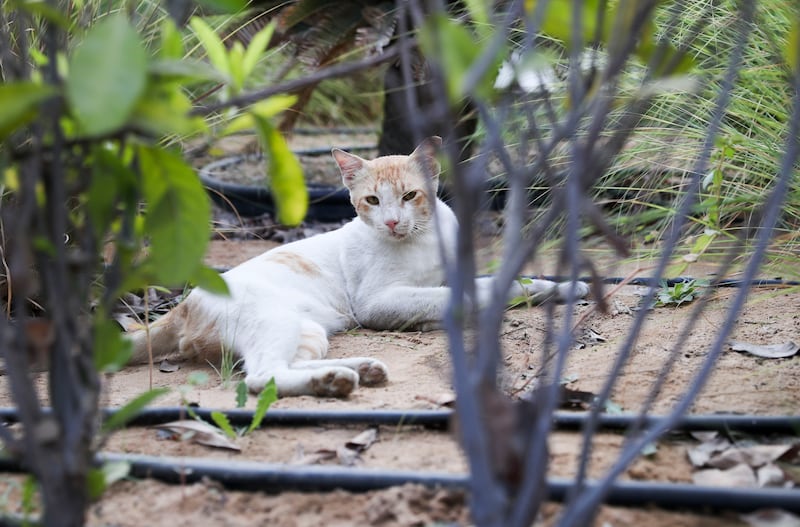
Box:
[689,432,799,489]
[158,359,180,373]
[414,392,456,408]
[293,427,379,466]
[692,463,758,487]
[741,509,800,527]
[153,420,240,451]
[729,340,799,359]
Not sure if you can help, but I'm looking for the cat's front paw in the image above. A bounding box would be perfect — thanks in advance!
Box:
[555,280,590,302]
[518,278,590,304]
[355,359,388,386]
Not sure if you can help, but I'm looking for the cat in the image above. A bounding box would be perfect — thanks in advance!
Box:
[126,136,589,398]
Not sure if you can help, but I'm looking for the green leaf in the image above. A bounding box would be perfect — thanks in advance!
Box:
[786,19,800,73]
[228,42,246,93]
[131,83,207,137]
[418,15,502,101]
[247,378,276,434]
[603,399,623,414]
[88,460,131,499]
[235,380,248,408]
[253,117,307,225]
[463,0,489,27]
[10,0,69,28]
[139,147,211,286]
[148,59,227,83]
[190,265,230,295]
[189,17,229,76]
[21,476,36,517]
[0,82,56,141]
[102,388,170,433]
[66,14,148,136]
[527,0,603,48]
[94,317,133,373]
[221,95,297,136]
[187,371,209,386]
[193,0,247,14]
[159,18,184,60]
[88,148,137,238]
[210,410,237,439]
[242,22,275,79]
[640,442,658,457]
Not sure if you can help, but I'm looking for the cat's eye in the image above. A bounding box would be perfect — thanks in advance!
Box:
[365,196,380,205]
[402,191,417,202]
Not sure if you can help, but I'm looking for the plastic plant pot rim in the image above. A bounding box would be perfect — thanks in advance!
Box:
[197,148,509,219]
[199,154,355,221]
[0,408,798,434]
[0,452,797,514]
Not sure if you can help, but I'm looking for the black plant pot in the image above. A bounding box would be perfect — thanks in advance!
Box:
[199,151,511,223]
[199,153,357,222]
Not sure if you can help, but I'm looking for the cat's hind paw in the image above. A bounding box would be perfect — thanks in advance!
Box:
[355,358,388,386]
[310,367,359,398]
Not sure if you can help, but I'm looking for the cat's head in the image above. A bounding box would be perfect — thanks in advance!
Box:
[332,136,441,241]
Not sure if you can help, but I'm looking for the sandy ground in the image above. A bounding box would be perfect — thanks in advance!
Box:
[1,236,798,526]
[0,133,798,525]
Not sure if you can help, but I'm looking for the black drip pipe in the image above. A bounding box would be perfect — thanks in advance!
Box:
[0,409,798,513]
[0,452,796,514]
[1,408,798,434]
[536,275,800,288]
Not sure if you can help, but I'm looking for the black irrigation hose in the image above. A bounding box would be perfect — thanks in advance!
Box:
[0,409,798,513]
[537,276,800,288]
[1,407,798,434]
[0,452,797,514]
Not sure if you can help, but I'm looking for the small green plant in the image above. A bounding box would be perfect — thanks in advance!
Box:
[508,277,536,308]
[211,378,278,440]
[654,280,702,307]
[176,371,210,420]
[208,344,243,388]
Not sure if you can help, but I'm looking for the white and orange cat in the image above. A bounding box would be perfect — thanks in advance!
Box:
[127,137,589,397]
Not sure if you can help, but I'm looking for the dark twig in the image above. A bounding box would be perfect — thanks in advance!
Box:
[192,43,407,116]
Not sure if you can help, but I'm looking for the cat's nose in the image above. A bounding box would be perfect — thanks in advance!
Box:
[385,219,399,232]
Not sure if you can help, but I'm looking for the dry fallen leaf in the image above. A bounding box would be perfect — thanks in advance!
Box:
[776,444,800,484]
[757,463,787,487]
[692,463,757,487]
[153,420,240,451]
[346,428,378,451]
[729,340,800,359]
[113,313,144,332]
[158,359,180,373]
[293,428,379,466]
[414,392,456,407]
[706,444,794,470]
[741,509,800,527]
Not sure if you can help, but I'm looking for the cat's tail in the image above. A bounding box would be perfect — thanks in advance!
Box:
[125,306,182,365]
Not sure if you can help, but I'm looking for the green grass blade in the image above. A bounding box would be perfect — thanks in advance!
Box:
[210,410,238,439]
[102,388,169,433]
[247,378,277,434]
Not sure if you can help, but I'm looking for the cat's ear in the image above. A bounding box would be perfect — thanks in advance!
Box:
[410,136,442,180]
[332,148,367,187]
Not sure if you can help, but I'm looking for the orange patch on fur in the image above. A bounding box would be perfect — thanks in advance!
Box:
[175,301,223,364]
[369,156,412,189]
[264,251,322,276]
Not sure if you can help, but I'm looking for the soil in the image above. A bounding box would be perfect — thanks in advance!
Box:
[0,133,798,526]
